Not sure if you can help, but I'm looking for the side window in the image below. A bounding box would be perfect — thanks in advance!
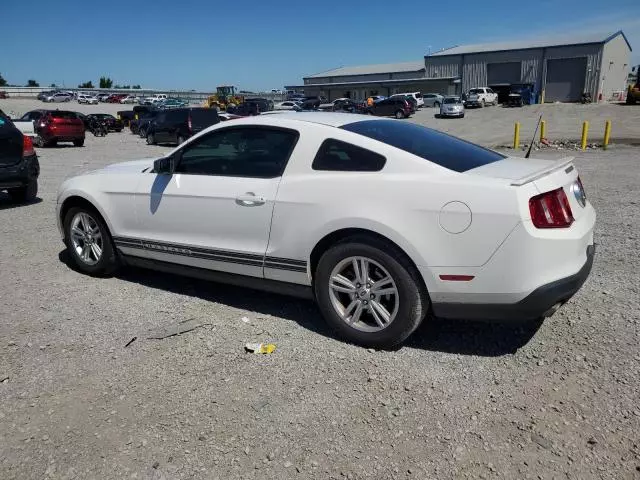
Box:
[312,139,386,172]
[175,127,298,178]
[486,88,494,94]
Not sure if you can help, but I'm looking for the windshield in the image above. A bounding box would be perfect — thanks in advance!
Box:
[469,89,483,94]
[341,120,505,173]
[443,97,460,104]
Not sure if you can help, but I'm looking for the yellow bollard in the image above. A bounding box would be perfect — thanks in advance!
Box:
[581,121,589,151]
[514,122,520,150]
[540,120,546,142]
[603,120,611,150]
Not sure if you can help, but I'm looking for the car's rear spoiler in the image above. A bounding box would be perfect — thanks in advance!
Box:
[510,157,575,186]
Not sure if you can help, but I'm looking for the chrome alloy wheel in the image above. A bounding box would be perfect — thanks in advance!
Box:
[70,212,103,266]
[328,256,399,332]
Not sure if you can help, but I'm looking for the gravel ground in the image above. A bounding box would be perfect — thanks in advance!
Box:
[2,98,640,148]
[1,101,639,479]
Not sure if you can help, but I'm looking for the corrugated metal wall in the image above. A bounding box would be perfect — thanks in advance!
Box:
[305,71,424,85]
[599,34,630,100]
[543,44,602,99]
[423,56,461,79]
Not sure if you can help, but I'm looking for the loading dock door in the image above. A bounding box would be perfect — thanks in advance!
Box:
[487,62,521,85]
[545,57,586,102]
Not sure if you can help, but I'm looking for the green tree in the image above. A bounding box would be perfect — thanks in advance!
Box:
[99,76,113,88]
[26,79,39,87]
[50,83,57,88]
[132,85,142,89]
[78,81,94,88]
[0,73,7,87]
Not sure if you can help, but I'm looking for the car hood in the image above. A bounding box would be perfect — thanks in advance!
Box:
[89,158,157,175]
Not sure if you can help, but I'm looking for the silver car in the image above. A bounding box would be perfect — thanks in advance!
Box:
[439,96,465,118]
[44,92,72,103]
[422,93,444,108]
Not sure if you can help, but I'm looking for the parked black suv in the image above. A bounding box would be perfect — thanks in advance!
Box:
[0,110,40,203]
[146,108,220,145]
[129,106,159,135]
[366,97,413,119]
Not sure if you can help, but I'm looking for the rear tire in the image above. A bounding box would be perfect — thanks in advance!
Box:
[177,134,186,145]
[434,101,441,108]
[314,239,428,348]
[73,138,84,147]
[395,110,405,119]
[8,179,38,203]
[481,99,486,108]
[147,133,156,145]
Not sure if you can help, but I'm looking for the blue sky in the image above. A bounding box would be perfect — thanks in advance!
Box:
[1,0,639,91]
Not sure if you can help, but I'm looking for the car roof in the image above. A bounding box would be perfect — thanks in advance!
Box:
[232,111,384,128]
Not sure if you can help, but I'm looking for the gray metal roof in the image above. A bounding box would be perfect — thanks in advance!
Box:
[428,30,632,57]
[306,61,425,78]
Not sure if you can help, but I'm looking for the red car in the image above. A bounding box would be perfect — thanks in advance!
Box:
[34,110,85,147]
[107,94,127,103]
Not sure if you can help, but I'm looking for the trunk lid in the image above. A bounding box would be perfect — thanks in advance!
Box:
[468,156,588,221]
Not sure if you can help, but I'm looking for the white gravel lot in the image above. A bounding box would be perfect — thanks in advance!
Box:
[1,98,639,479]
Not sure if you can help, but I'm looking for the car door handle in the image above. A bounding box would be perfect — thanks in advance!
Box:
[235,193,266,207]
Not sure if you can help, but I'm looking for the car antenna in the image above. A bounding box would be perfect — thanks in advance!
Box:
[525,115,543,159]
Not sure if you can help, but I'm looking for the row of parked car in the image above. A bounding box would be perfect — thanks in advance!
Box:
[37,90,190,107]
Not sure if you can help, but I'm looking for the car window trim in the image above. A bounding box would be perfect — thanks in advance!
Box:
[172,125,300,179]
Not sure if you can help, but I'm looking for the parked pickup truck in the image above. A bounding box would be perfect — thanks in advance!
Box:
[8,110,48,138]
[465,87,498,107]
[142,94,167,105]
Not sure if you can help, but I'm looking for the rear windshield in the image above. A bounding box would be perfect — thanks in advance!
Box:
[50,111,78,119]
[341,120,505,173]
[469,89,483,94]
[190,109,219,127]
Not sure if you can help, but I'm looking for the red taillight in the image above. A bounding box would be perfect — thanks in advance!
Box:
[23,135,35,157]
[529,187,574,228]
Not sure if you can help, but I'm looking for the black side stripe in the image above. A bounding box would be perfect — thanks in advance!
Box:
[113,237,306,273]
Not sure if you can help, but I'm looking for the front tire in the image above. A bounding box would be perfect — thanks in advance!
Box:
[314,240,428,348]
[146,133,156,145]
[8,179,38,203]
[63,207,118,276]
[395,110,405,119]
[481,99,486,108]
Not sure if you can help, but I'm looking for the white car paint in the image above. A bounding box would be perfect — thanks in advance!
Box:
[466,87,498,107]
[390,92,424,108]
[56,113,595,336]
[10,119,36,137]
[274,101,302,110]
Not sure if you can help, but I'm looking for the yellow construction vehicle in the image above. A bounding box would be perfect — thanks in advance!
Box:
[626,65,639,104]
[205,85,245,110]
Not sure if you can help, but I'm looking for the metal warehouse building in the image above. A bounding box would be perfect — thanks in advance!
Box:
[426,30,631,103]
[298,61,458,102]
[293,30,631,103]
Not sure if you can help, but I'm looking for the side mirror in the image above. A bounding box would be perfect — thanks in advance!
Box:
[153,155,175,174]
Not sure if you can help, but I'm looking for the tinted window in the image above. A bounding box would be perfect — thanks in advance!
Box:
[415,93,423,98]
[487,88,494,94]
[312,139,386,172]
[190,108,219,128]
[341,120,505,173]
[50,111,78,119]
[164,109,185,122]
[175,127,298,178]
[469,89,483,94]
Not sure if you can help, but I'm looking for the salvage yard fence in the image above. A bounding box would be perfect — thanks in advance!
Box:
[0,87,288,103]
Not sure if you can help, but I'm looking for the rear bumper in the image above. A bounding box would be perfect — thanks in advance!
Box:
[0,155,40,189]
[432,244,594,320]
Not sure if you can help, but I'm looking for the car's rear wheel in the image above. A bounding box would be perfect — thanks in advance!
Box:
[139,128,146,138]
[395,110,405,119]
[481,99,486,108]
[177,134,186,145]
[314,240,428,348]
[63,207,118,276]
[147,133,156,145]
[8,180,38,203]
[434,101,440,108]
[73,138,84,147]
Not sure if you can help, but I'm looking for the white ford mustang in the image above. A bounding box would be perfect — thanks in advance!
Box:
[56,112,595,348]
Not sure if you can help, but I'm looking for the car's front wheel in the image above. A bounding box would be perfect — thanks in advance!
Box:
[63,207,118,276]
[395,110,405,119]
[314,240,428,348]
[146,132,156,145]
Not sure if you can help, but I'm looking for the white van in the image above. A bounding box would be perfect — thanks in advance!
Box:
[390,92,424,108]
